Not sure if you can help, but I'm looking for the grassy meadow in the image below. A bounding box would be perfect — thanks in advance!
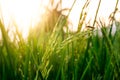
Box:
[0,0,120,80]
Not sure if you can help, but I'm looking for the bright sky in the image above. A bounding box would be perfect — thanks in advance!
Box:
[0,0,45,38]
[68,0,120,31]
[0,0,120,38]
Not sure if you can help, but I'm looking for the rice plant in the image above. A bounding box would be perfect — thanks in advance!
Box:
[0,0,120,80]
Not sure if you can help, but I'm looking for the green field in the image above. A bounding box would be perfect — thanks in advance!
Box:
[0,0,120,80]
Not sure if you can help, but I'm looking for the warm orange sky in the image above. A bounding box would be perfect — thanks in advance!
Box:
[0,0,120,37]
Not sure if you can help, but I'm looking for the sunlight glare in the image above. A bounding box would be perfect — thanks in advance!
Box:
[0,0,120,38]
[0,0,45,38]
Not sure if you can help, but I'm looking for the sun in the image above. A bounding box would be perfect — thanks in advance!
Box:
[0,0,46,38]
[0,0,120,38]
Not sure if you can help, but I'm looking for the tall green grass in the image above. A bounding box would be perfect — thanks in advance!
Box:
[0,0,120,80]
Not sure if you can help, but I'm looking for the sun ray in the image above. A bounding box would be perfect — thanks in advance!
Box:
[0,0,120,37]
[0,0,46,38]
